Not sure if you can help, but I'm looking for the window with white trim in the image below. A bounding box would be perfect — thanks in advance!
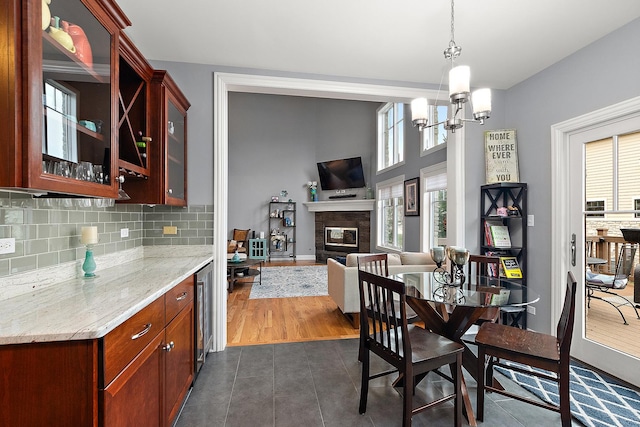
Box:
[421,163,447,249]
[376,176,404,251]
[377,102,404,172]
[585,199,605,217]
[420,103,448,154]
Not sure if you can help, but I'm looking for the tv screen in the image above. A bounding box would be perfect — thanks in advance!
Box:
[316,157,366,190]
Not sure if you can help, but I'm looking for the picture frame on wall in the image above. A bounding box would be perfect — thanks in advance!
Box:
[404,177,419,216]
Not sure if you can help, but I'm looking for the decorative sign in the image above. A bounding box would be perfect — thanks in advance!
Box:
[485,129,519,184]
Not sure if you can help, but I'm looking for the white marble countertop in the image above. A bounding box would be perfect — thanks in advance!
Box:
[0,246,213,345]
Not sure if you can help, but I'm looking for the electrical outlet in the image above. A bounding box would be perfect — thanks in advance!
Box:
[0,238,16,255]
[527,214,535,227]
[120,228,129,238]
[527,305,536,315]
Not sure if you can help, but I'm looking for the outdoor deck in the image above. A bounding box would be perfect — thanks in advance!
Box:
[585,281,640,359]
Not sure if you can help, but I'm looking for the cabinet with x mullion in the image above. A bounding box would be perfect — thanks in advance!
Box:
[480,182,528,328]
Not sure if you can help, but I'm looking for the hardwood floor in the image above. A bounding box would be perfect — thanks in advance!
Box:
[226,260,359,346]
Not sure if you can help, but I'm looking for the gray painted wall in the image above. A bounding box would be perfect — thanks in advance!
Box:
[227,93,379,255]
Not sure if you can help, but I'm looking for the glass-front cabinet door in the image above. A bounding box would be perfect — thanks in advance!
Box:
[25,0,125,197]
[166,98,186,204]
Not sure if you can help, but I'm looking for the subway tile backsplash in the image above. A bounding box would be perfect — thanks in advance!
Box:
[0,191,213,278]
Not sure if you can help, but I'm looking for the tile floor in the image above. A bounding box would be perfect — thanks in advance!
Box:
[176,338,580,427]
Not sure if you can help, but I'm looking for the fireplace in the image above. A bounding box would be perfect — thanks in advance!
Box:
[314,211,370,262]
[325,226,358,251]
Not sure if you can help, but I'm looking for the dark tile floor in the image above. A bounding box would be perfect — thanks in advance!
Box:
[176,338,580,427]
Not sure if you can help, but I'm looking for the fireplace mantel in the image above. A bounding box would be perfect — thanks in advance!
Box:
[303,200,375,212]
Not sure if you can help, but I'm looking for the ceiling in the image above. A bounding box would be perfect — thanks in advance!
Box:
[116,0,640,90]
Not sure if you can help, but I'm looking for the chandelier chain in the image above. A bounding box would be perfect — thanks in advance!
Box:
[450,0,455,45]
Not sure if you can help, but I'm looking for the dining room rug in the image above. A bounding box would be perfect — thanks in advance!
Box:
[494,360,640,427]
[248,265,328,299]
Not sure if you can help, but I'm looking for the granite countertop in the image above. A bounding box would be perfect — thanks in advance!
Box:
[0,246,213,345]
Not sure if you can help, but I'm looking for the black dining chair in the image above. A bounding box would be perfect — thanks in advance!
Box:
[358,269,464,427]
[476,271,577,427]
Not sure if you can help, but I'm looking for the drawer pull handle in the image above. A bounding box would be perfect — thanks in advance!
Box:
[163,341,175,352]
[131,323,152,340]
[176,292,188,301]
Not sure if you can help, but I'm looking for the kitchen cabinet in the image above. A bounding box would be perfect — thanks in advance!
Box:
[117,31,153,181]
[0,276,195,427]
[122,70,190,205]
[102,275,195,427]
[0,0,130,197]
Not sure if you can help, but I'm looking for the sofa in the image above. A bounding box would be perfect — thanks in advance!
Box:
[327,252,436,327]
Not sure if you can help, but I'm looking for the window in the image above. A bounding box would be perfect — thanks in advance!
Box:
[377,102,404,172]
[43,80,78,163]
[421,164,447,249]
[376,176,404,250]
[420,103,448,154]
[585,200,605,217]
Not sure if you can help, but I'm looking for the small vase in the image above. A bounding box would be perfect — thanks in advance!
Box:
[231,250,241,263]
[82,247,96,277]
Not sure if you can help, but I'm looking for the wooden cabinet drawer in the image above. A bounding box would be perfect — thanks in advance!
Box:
[102,296,165,386]
[165,276,194,323]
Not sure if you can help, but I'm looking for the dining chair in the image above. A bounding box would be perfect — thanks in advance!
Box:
[476,271,577,427]
[586,242,640,325]
[358,270,464,427]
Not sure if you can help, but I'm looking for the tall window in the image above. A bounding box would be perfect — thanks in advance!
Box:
[421,163,447,249]
[420,104,448,154]
[376,176,404,251]
[377,102,404,172]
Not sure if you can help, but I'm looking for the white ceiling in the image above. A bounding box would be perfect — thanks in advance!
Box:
[116,0,640,90]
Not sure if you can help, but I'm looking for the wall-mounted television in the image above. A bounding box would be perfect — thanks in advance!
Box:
[316,156,366,191]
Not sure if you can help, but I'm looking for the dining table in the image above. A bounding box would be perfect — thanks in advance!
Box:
[391,271,539,427]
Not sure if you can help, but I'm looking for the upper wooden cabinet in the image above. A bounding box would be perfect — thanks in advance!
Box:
[122,70,190,205]
[117,31,152,180]
[0,0,130,197]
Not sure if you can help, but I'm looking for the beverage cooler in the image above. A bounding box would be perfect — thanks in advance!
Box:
[194,262,213,381]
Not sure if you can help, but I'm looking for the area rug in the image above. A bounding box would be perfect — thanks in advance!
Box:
[495,361,640,427]
[249,265,328,299]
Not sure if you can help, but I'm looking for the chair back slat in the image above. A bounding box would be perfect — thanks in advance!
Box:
[359,270,409,360]
[357,253,389,276]
[466,254,501,289]
[557,271,578,353]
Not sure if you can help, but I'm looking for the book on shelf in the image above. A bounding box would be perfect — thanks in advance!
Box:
[490,224,512,248]
[500,256,523,278]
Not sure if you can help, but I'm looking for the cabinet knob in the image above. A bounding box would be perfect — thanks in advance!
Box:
[167,189,173,195]
[163,341,175,352]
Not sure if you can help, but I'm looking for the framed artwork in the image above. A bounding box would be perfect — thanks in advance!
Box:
[404,177,419,216]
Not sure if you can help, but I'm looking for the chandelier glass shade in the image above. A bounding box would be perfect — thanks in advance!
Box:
[411,0,491,133]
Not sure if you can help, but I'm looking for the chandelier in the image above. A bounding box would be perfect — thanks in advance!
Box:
[411,0,491,133]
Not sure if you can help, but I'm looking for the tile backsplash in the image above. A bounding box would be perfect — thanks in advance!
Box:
[0,191,213,278]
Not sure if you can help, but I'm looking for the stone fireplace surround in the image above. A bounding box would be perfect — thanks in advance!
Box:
[314,211,370,263]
